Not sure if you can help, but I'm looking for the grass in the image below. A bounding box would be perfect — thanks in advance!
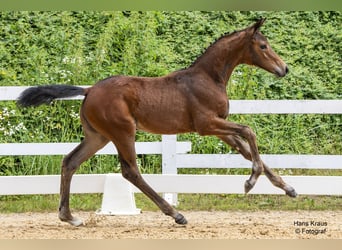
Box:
[0,193,341,214]
[176,194,342,211]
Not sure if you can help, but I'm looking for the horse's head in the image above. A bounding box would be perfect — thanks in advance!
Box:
[245,18,289,77]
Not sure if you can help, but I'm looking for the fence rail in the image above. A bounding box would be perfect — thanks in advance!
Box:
[1,86,341,114]
[0,142,191,156]
[1,174,341,196]
[0,86,341,199]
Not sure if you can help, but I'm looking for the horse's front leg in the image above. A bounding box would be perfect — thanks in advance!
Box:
[197,118,264,193]
[217,134,297,197]
[112,132,188,225]
[118,153,187,225]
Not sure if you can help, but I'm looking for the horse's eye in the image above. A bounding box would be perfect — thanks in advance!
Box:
[260,44,267,50]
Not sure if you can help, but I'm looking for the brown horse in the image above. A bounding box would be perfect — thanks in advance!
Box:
[18,18,297,226]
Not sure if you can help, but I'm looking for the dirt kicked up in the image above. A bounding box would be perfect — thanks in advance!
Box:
[0,210,341,239]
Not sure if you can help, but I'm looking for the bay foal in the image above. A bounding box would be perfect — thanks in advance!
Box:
[18,18,297,226]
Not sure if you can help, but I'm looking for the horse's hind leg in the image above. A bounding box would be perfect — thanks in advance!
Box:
[217,135,297,197]
[59,130,108,226]
[111,130,187,225]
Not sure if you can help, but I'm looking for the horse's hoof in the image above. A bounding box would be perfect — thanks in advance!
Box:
[67,217,84,227]
[59,214,84,227]
[286,188,298,198]
[175,213,188,225]
[244,180,253,194]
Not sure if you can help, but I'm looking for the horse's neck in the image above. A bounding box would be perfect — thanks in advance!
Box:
[190,31,247,85]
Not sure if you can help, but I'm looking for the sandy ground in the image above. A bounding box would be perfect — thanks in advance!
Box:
[0,210,341,239]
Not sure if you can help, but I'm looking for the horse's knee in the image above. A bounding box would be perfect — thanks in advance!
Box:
[240,125,256,142]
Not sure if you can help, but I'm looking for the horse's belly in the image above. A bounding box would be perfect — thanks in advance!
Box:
[135,110,194,134]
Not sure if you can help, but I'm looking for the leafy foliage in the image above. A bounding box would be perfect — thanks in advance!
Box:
[0,11,341,176]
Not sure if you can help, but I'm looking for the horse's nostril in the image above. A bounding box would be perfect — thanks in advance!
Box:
[285,66,289,74]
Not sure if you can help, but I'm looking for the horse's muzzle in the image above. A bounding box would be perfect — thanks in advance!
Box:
[275,65,289,77]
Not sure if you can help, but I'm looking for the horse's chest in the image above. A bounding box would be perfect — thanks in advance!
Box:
[195,82,228,118]
[203,90,228,118]
[192,87,229,119]
[215,98,229,119]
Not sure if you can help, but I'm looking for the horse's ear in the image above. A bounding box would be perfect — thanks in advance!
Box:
[252,17,266,33]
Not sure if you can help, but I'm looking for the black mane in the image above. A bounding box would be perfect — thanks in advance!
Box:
[188,30,239,68]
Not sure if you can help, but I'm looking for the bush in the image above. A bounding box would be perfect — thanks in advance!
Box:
[0,11,340,176]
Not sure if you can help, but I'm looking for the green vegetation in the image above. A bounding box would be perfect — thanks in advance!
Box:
[1,194,341,213]
[0,11,341,212]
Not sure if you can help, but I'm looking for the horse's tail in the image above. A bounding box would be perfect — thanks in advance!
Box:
[17,85,87,107]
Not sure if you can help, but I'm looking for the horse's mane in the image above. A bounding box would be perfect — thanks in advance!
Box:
[188,30,239,68]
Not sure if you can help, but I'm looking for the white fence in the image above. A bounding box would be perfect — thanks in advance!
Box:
[0,86,341,201]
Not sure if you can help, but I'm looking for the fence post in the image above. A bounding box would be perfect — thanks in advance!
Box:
[161,134,178,206]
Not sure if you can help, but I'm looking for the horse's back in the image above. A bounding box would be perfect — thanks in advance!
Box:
[83,73,196,134]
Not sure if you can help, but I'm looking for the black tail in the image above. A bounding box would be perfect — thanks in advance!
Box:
[17,85,86,107]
